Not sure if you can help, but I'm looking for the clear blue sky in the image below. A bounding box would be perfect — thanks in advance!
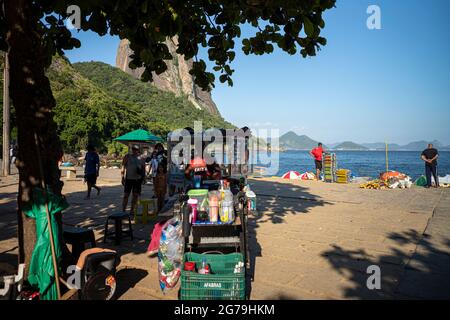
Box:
[65,0,450,145]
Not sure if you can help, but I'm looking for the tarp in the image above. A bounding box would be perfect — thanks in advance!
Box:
[113,129,163,142]
[415,176,427,186]
[22,187,69,300]
[439,174,450,184]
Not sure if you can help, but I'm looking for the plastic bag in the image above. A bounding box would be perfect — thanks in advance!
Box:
[158,216,184,293]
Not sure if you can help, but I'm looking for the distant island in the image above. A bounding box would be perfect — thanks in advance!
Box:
[278,131,450,151]
[333,141,368,151]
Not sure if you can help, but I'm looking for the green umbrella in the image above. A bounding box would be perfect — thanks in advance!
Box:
[23,187,69,300]
[113,129,163,143]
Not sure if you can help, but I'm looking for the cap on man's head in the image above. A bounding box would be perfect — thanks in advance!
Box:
[132,144,140,151]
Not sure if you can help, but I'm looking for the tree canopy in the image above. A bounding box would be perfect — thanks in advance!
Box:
[1,0,336,90]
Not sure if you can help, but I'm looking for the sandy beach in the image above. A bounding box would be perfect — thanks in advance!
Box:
[1,168,449,299]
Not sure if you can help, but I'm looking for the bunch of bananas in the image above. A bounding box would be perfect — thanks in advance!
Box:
[359,179,386,190]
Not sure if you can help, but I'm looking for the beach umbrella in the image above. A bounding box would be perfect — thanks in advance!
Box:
[113,129,163,143]
[281,171,301,179]
[299,172,316,180]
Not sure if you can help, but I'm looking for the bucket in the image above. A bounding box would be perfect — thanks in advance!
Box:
[184,261,196,271]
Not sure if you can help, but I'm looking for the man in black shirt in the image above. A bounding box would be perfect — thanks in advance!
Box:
[421,143,439,188]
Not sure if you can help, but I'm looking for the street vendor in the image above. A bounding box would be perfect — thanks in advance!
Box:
[185,157,222,185]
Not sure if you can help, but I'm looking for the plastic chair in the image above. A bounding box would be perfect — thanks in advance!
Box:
[63,226,96,262]
[104,212,133,245]
[134,198,157,224]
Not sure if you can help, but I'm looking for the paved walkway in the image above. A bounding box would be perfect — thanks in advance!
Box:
[1,170,449,299]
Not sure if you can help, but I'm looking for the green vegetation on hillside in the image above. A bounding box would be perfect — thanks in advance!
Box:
[1,56,234,155]
[47,57,142,154]
[73,61,234,136]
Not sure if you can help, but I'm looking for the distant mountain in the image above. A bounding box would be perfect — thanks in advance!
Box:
[362,142,401,150]
[361,140,447,151]
[279,131,322,150]
[332,141,368,151]
[278,132,449,152]
[398,140,443,151]
[327,143,340,149]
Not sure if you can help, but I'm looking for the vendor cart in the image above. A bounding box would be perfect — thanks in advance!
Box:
[166,127,253,300]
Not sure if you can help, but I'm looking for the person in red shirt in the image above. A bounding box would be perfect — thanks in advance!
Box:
[310,143,324,181]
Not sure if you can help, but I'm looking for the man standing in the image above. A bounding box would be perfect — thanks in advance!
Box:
[84,144,101,199]
[310,142,324,181]
[121,145,145,213]
[421,143,439,188]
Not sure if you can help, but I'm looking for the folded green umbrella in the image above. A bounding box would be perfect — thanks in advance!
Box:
[23,187,69,300]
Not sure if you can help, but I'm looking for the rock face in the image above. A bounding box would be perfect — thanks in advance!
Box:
[116,38,220,116]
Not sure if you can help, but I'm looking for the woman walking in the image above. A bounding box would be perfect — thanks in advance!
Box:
[84,144,101,199]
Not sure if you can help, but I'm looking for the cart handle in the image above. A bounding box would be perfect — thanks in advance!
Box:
[201,251,224,255]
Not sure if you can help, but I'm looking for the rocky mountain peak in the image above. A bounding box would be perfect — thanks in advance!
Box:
[116,38,220,116]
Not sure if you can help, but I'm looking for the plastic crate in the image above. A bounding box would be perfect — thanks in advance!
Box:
[180,252,245,300]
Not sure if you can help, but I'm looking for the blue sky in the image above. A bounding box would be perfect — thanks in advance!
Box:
[65,0,450,145]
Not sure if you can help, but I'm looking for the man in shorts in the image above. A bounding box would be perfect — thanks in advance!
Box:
[310,142,324,181]
[84,144,101,199]
[121,145,145,213]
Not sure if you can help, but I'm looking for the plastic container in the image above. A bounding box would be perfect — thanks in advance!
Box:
[187,189,209,213]
[184,262,196,271]
[180,252,245,300]
[223,189,233,202]
[245,190,256,212]
[220,200,233,223]
[208,197,219,223]
[208,191,220,223]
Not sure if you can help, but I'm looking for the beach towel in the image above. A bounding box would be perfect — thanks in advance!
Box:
[147,221,165,255]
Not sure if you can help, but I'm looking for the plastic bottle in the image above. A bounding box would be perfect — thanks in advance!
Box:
[187,198,198,223]
[245,184,257,212]
[198,258,210,274]
[224,189,233,202]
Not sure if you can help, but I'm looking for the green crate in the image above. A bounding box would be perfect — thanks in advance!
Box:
[180,252,245,300]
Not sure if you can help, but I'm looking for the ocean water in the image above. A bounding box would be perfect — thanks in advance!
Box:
[263,150,450,179]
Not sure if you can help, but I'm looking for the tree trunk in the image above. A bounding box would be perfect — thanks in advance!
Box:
[4,0,63,277]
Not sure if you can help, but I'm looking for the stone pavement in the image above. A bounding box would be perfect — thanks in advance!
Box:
[1,170,449,299]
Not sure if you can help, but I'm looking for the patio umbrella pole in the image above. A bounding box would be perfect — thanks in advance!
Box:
[34,133,61,299]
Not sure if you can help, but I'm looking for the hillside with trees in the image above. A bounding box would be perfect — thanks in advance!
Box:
[1,56,234,155]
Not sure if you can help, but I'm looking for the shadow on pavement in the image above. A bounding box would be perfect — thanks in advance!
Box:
[321,228,450,299]
[114,267,149,300]
[246,178,332,299]
[1,177,332,299]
